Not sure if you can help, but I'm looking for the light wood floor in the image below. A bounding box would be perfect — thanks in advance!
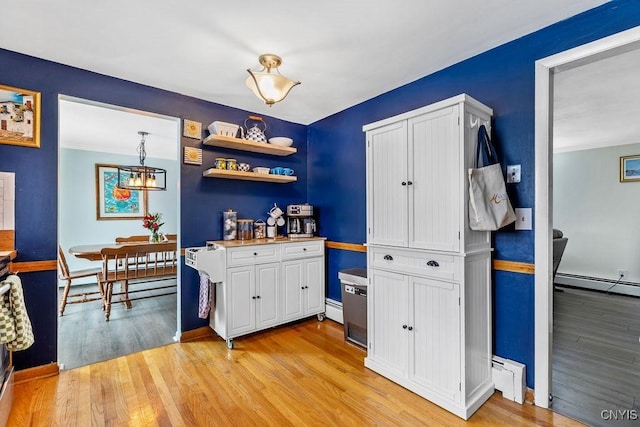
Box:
[13,319,581,426]
[552,286,640,427]
[58,282,177,369]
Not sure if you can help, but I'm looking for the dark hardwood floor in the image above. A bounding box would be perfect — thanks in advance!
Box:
[58,282,177,370]
[552,286,640,427]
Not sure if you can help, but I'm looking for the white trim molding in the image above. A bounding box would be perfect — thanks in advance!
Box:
[534,25,640,409]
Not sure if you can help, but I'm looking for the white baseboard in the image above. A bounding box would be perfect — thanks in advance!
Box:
[325,298,343,324]
[556,273,640,297]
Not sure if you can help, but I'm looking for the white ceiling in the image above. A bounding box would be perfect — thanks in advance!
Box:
[553,44,640,153]
[2,0,608,125]
[59,98,179,159]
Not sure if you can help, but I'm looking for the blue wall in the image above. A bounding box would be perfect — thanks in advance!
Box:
[307,0,640,387]
[2,0,639,388]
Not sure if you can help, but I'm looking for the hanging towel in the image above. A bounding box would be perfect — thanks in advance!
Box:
[0,283,16,344]
[198,272,211,319]
[3,275,34,351]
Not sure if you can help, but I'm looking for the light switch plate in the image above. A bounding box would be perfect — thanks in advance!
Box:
[515,208,532,230]
[507,164,521,183]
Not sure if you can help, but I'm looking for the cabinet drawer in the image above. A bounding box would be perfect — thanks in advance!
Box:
[227,245,280,266]
[369,246,460,282]
[281,241,324,260]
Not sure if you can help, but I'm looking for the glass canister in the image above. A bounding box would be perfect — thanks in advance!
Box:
[223,209,237,240]
[254,219,266,239]
[237,219,253,241]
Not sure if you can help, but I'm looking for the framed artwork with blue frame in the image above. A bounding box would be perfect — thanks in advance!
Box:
[620,155,640,182]
[95,163,147,220]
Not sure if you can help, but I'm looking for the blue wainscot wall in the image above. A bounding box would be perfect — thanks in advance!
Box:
[307,0,640,387]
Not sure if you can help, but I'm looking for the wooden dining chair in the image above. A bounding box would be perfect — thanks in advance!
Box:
[99,242,177,321]
[115,234,177,243]
[58,245,103,316]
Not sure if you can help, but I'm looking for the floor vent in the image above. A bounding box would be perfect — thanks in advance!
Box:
[492,356,525,404]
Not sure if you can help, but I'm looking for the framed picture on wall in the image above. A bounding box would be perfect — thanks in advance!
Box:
[95,163,148,220]
[0,83,41,148]
[620,154,640,182]
[183,119,202,139]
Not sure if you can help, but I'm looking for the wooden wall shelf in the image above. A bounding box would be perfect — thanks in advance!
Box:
[203,168,297,183]
[202,135,296,156]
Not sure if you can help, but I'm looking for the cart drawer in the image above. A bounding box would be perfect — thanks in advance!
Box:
[281,241,324,260]
[227,245,280,266]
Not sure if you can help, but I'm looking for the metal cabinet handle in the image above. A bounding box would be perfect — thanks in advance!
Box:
[401,181,407,186]
[303,248,307,251]
[252,296,256,299]
[253,252,258,256]
[256,295,261,299]
[383,255,394,261]
[407,181,413,185]
[402,324,408,329]
[407,326,413,331]
[427,260,440,267]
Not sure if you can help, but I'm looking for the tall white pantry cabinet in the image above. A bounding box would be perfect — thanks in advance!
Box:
[363,94,494,420]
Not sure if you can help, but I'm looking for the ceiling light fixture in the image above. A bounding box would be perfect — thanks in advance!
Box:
[246,54,300,106]
[116,131,166,191]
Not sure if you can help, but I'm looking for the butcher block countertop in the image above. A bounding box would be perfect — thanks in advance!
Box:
[207,236,326,248]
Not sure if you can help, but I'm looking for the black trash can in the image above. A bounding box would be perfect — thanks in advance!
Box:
[339,268,367,348]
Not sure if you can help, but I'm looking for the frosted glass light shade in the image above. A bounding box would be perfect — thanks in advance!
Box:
[246,54,300,106]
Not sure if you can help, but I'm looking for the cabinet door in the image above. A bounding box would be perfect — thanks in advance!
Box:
[302,257,324,315]
[368,268,410,377]
[409,276,461,402]
[408,107,460,252]
[367,121,409,247]
[227,265,255,337]
[255,262,280,329]
[281,260,304,321]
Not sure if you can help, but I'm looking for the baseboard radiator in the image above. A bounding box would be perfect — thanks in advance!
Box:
[491,356,525,404]
[325,298,343,324]
[555,273,640,297]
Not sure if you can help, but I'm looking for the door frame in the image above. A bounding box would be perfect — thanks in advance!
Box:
[534,25,640,408]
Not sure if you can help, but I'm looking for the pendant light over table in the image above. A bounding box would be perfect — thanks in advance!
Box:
[116,131,166,191]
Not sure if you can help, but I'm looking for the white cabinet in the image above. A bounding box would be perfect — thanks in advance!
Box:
[364,94,494,420]
[282,257,325,322]
[210,238,325,349]
[226,262,280,338]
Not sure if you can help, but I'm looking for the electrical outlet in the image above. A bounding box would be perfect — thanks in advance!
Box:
[617,269,628,279]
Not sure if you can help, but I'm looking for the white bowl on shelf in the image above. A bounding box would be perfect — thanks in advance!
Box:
[253,167,270,174]
[268,137,293,147]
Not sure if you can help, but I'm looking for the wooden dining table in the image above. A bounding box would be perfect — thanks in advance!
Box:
[69,241,177,262]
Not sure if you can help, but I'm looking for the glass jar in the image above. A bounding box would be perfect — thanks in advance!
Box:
[254,219,266,239]
[237,219,253,240]
[222,209,237,241]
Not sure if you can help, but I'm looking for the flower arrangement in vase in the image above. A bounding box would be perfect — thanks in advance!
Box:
[143,212,164,243]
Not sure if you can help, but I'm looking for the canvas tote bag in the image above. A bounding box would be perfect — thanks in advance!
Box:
[468,125,516,231]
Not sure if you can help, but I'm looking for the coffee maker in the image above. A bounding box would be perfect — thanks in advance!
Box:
[286,204,316,238]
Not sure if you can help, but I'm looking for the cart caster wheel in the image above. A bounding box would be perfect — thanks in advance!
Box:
[226,339,234,350]
[317,313,325,322]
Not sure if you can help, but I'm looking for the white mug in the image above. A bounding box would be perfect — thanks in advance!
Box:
[268,205,283,219]
[267,226,276,238]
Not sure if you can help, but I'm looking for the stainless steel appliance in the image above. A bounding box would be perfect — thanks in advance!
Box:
[286,204,316,238]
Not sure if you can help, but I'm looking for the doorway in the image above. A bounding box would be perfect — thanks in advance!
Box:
[534,26,640,408]
[57,96,181,369]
